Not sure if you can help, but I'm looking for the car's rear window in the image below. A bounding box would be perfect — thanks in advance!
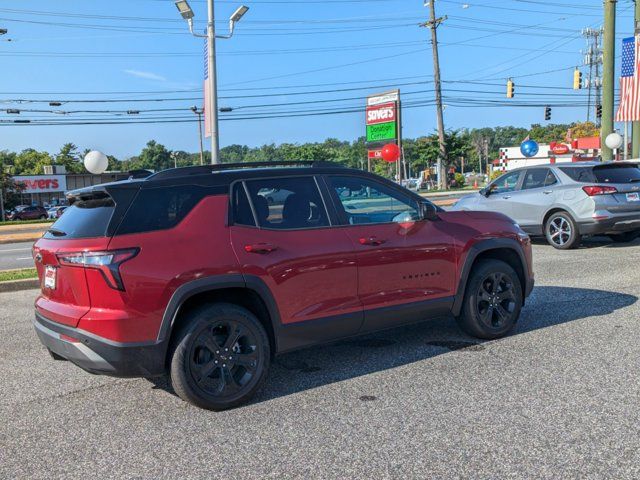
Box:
[44,194,115,239]
[560,165,640,184]
[593,165,640,183]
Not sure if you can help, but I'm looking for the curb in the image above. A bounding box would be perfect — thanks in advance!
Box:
[0,278,39,293]
[0,235,40,245]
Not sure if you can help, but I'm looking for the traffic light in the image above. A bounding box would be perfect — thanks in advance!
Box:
[544,106,552,121]
[573,68,583,90]
[596,104,602,119]
[506,79,515,98]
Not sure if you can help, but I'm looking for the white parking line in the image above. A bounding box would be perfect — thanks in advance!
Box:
[0,247,31,253]
[15,257,33,261]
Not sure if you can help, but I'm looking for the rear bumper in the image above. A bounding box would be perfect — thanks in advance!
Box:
[578,214,640,235]
[34,311,166,378]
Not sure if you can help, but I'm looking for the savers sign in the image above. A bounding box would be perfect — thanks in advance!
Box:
[366,102,396,125]
[14,175,67,194]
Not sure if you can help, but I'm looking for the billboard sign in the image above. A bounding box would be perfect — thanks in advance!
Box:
[14,175,67,194]
[366,122,397,142]
[366,102,396,125]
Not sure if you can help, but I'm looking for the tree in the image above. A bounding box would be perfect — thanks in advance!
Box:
[0,170,25,219]
[570,121,599,139]
[128,141,172,171]
[55,143,85,173]
[13,149,53,175]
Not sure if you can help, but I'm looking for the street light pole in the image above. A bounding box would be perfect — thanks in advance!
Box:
[191,106,205,165]
[176,1,249,166]
[206,0,220,164]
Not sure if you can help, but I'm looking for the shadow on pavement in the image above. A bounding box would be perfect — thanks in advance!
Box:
[531,236,640,249]
[147,286,637,405]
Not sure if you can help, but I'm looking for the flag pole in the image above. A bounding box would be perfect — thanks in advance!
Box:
[624,122,629,160]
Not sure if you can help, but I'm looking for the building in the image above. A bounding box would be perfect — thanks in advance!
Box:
[14,172,130,207]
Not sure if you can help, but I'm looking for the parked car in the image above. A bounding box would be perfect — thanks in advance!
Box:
[8,205,48,220]
[32,161,534,410]
[453,162,640,249]
[47,206,68,219]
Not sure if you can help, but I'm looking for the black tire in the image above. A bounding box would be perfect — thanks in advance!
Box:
[39,215,47,219]
[456,259,523,340]
[169,303,270,411]
[544,211,581,250]
[608,230,640,243]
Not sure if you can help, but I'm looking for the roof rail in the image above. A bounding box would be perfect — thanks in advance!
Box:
[128,169,154,179]
[147,160,343,181]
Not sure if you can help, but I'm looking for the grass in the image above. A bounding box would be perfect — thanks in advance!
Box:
[0,219,53,227]
[0,268,38,282]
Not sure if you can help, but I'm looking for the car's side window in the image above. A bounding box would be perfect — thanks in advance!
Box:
[522,168,551,190]
[327,175,420,225]
[491,171,521,193]
[244,177,330,230]
[232,183,256,227]
[544,170,558,187]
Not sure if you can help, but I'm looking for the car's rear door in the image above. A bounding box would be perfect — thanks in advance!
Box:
[323,174,456,331]
[229,176,362,340]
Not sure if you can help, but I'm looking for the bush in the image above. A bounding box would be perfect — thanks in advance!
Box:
[490,170,505,181]
[454,173,466,188]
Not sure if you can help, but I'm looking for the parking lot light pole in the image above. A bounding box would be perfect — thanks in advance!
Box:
[175,1,249,165]
[191,106,205,165]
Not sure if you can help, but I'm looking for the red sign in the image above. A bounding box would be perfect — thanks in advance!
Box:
[551,144,570,155]
[14,175,67,194]
[368,149,383,159]
[366,102,396,125]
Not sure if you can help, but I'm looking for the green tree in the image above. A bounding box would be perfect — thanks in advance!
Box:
[13,149,53,175]
[55,143,85,173]
[129,140,173,171]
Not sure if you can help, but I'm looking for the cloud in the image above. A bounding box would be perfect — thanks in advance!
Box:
[124,69,166,81]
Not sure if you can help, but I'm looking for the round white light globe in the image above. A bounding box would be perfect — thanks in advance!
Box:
[84,150,109,174]
[605,132,623,150]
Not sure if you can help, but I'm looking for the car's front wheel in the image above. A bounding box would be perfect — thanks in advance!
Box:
[545,211,581,249]
[169,303,270,410]
[456,259,523,339]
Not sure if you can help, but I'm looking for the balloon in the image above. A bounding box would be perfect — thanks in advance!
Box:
[605,132,623,150]
[84,150,109,174]
[520,140,539,158]
[381,143,400,163]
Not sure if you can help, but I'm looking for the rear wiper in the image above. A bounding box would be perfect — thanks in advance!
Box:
[47,227,67,237]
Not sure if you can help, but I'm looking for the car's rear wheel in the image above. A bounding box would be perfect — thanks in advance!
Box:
[39,215,47,219]
[545,211,581,249]
[608,230,640,243]
[169,303,270,411]
[456,259,522,339]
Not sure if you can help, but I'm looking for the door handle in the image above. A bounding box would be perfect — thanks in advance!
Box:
[543,190,553,195]
[502,195,512,199]
[359,236,386,246]
[244,243,278,254]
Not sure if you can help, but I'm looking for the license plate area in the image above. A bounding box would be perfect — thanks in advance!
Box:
[626,192,640,202]
[44,266,57,290]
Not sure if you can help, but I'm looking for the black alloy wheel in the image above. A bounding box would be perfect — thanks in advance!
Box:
[170,303,270,410]
[457,259,523,339]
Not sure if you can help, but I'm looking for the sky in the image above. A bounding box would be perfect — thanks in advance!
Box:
[0,0,637,158]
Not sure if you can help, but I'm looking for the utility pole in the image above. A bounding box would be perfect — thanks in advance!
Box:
[582,27,603,124]
[420,3,448,190]
[206,0,220,164]
[602,0,616,161]
[633,0,640,158]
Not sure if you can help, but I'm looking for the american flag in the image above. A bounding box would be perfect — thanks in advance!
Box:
[616,36,640,122]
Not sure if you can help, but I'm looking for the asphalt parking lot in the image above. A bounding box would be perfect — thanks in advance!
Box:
[2,237,640,479]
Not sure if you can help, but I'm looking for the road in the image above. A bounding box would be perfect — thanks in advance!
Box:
[0,241,35,270]
[2,238,640,478]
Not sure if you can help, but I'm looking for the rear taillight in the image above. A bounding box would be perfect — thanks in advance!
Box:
[582,185,618,196]
[57,248,139,291]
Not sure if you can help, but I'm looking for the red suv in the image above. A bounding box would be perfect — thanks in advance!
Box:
[33,162,534,410]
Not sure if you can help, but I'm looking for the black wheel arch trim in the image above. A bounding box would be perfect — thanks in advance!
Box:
[452,237,532,317]
[157,274,284,352]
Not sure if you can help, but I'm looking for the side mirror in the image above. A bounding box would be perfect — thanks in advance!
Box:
[480,186,491,197]
[420,202,438,221]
